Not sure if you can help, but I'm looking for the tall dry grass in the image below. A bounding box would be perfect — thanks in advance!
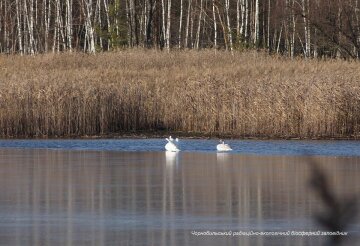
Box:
[0,50,360,138]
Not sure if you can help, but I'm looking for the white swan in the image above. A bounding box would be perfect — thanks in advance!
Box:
[216,140,232,151]
[169,136,179,143]
[165,136,180,152]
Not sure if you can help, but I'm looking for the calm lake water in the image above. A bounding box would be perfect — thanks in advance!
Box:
[0,140,359,245]
[0,139,360,156]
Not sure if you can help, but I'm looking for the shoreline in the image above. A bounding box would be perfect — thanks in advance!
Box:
[0,131,359,141]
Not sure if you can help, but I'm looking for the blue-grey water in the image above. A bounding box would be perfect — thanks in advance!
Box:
[0,140,359,246]
[0,139,359,156]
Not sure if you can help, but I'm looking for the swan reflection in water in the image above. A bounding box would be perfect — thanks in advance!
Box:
[165,151,179,165]
[216,152,232,164]
[0,149,359,246]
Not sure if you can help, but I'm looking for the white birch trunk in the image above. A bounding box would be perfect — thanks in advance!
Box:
[16,0,23,54]
[0,2,2,52]
[161,0,166,47]
[216,5,228,50]
[178,0,183,48]
[185,0,192,48]
[35,0,38,28]
[212,0,217,49]
[254,0,259,45]
[240,0,245,40]
[125,0,132,46]
[129,0,136,46]
[190,7,194,48]
[53,0,60,52]
[34,0,38,49]
[44,0,48,52]
[3,1,8,52]
[29,0,35,54]
[166,0,171,51]
[244,0,248,43]
[23,0,35,54]
[95,0,102,49]
[355,0,360,57]
[306,0,310,57]
[59,11,66,51]
[142,1,147,46]
[302,0,310,57]
[83,0,96,53]
[225,0,233,52]
[103,0,111,49]
[290,0,295,58]
[236,0,240,41]
[23,0,29,53]
[277,23,283,54]
[195,0,203,49]
[267,0,270,48]
[66,0,73,51]
[313,28,317,58]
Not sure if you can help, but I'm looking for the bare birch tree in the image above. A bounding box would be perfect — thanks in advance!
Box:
[16,0,23,54]
[166,0,171,50]
[83,0,96,53]
[0,0,357,58]
[254,0,259,46]
[195,0,203,49]
[178,0,183,48]
[212,0,217,49]
[224,0,233,51]
[185,0,192,48]
[302,0,310,57]
[66,0,73,51]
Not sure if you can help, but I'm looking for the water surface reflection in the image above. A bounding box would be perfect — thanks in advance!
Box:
[0,149,359,245]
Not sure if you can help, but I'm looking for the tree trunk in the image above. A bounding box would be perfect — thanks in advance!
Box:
[178,0,183,48]
[185,0,192,48]
[212,0,217,49]
[84,0,96,53]
[16,0,23,54]
[225,0,233,52]
[195,0,203,49]
[29,0,35,54]
[216,5,228,50]
[103,0,111,49]
[290,0,295,58]
[302,0,310,57]
[244,0,248,43]
[146,0,154,48]
[166,0,171,51]
[236,0,240,42]
[126,0,132,46]
[277,23,283,54]
[254,0,259,46]
[190,2,194,48]
[161,0,166,48]
[66,0,73,51]
[267,0,270,48]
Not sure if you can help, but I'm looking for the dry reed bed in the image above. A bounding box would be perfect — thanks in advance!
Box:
[0,50,359,138]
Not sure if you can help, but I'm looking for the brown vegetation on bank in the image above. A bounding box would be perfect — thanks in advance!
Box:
[0,50,360,138]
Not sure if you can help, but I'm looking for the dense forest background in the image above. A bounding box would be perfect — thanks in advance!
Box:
[0,0,360,58]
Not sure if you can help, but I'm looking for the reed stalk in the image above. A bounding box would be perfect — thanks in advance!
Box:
[0,50,360,138]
